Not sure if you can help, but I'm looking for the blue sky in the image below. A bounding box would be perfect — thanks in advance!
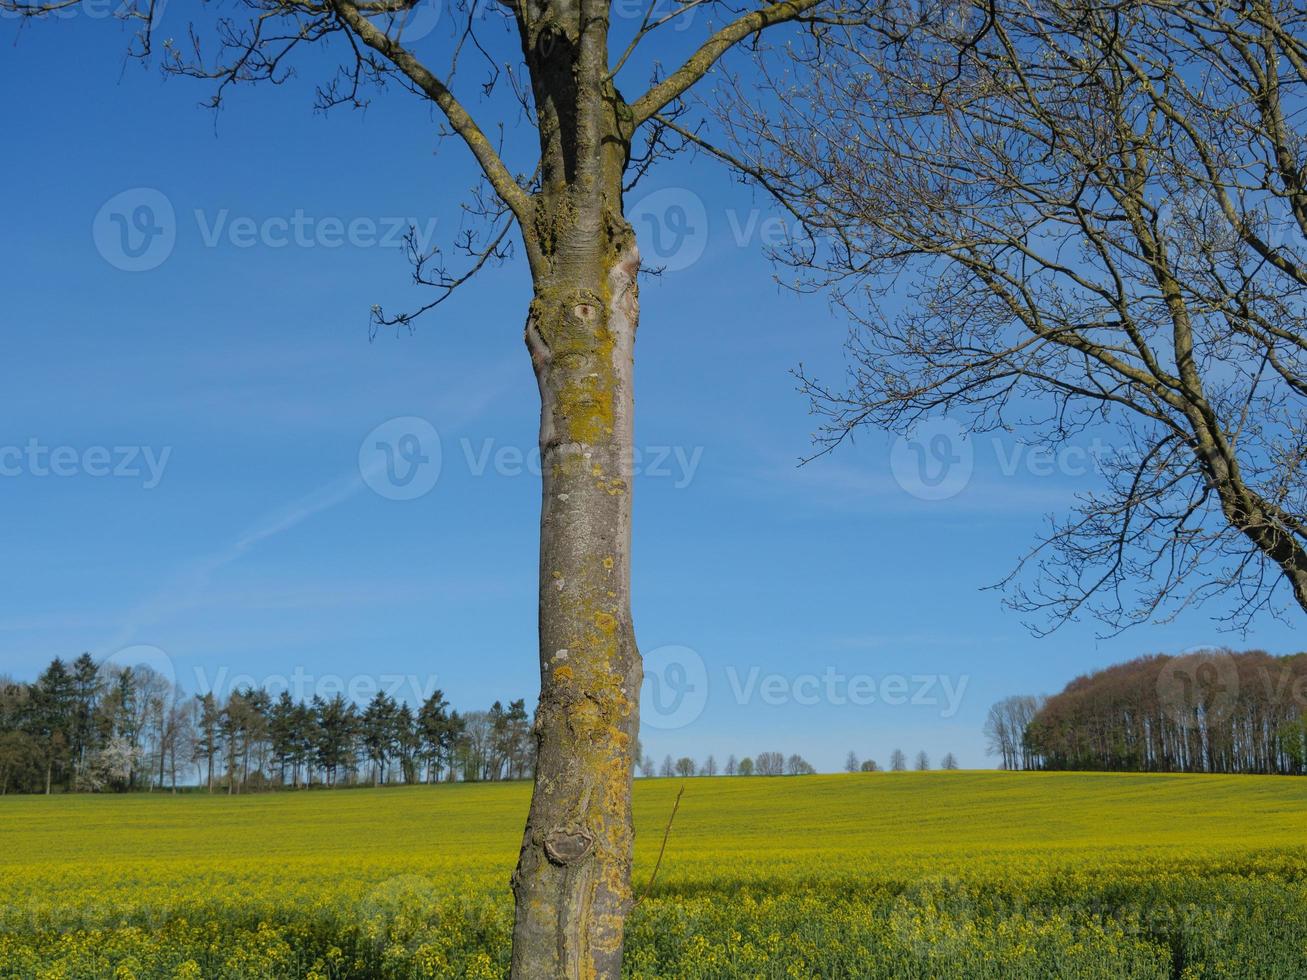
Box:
[1,4,1300,772]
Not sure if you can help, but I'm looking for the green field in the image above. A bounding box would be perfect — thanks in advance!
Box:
[2,772,1306,977]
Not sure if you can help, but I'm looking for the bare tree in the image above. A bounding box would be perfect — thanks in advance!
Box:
[723,0,1307,634]
[985,696,1044,770]
[701,754,717,776]
[674,756,697,778]
[161,695,198,793]
[725,754,738,775]
[844,750,859,772]
[2,0,866,969]
[914,751,930,771]
[941,752,959,771]
[984,703,1017,772]
[755,750,785,775]
[889,748,907,772]
[785,753,814,774]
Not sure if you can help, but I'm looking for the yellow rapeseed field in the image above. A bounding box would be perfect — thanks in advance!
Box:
[1,772,1305,977]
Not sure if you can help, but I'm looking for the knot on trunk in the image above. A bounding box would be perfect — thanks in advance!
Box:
[544,828,594,866]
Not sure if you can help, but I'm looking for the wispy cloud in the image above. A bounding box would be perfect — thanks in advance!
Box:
[104,355,521,652]
[732,452,1089,516]
[106,470,368,649]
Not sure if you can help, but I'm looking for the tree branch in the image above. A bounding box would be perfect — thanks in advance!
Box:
[328,0,534,228]
[628,0,830,126]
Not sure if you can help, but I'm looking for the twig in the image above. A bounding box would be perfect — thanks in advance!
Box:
[633,784,684,908]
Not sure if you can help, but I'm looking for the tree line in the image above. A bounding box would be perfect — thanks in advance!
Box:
[636,752,816,778]
[987,649,1307,775]
[1,656,909,794]
[844,750,959,773]
[0,654,533,795]
[628,748,964,778]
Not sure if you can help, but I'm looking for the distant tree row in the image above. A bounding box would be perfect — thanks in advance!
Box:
[627,749,963,779]
[636,751,816,778]
[191,688,533,793]
[988,649,1307,775]
[0,655,534,794]
[983,697,1045,772]
[844,750,959,773]
[1,657,977,795]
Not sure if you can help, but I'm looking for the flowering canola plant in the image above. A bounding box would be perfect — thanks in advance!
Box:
[0,772,1304,977]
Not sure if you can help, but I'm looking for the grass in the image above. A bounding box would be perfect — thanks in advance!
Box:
[1,772,1305,977]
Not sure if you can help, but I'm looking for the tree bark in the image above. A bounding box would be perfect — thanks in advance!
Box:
[511,228,642,978]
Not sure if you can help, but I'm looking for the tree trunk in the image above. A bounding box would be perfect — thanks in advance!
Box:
[511,235,643,979]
